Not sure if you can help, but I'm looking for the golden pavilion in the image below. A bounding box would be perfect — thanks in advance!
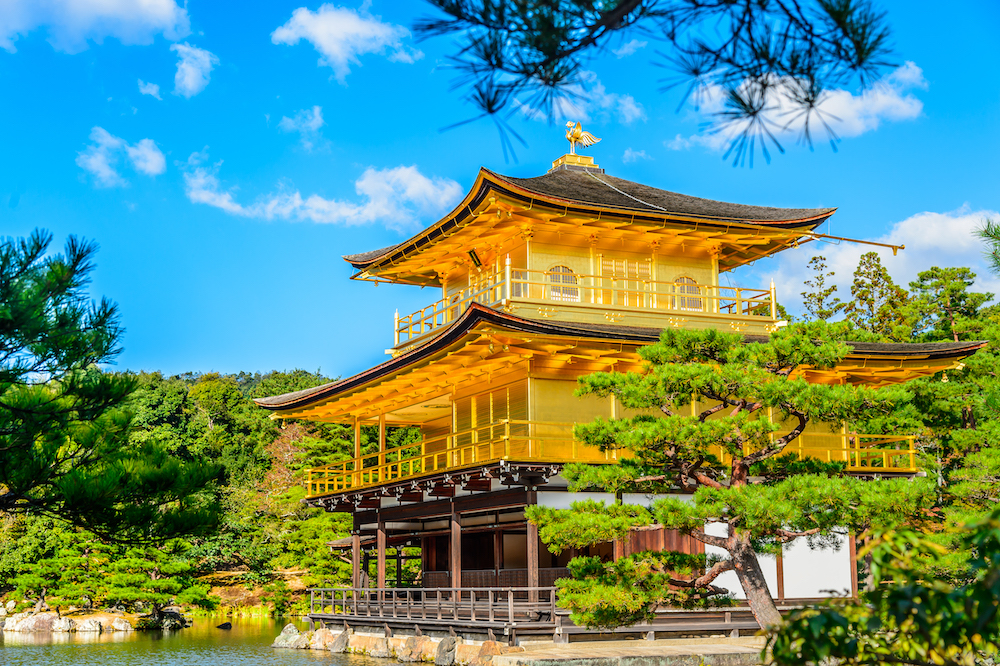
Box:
[255,142,984,640]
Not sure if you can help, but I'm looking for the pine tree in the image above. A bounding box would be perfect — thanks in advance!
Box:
[417,0,894,163]
[801,256,845,320]
[844,252,910,340]
[0,230,220,541]
[103,540,214,616]
[526,324,930,629]
[907,267,992,342]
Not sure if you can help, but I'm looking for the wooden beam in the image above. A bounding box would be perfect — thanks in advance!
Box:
[450,502,462,587]
[377,517,387,590]
[527,519,539,602]
[352,533,361,588]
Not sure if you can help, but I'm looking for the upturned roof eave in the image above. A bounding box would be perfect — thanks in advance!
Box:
[342,167,836,279]
[254,303,988,414]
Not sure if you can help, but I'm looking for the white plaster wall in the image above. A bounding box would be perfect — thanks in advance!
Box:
[702,522,779,600]
[535,491,615,510]
[782,532,853,598]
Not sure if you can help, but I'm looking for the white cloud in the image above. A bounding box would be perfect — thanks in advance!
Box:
[138,79,161,100]
[170,43,219,98]
[738,206,1000,315]
[622,148,651,163]
[517,70,646,125]
[0,0,189,53]
[76,127,166,188]
[271,4,422,83]
[613,39,647,58]
[126,138,166,176]
[182,152,463,230]
[667,62,927,152]
[278,105,326,150]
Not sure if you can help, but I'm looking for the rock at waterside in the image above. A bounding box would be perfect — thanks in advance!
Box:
[77,619,102,633]
[329,627,353,654]
[162,617,184,631]
[0,618,6,631]
[5,612,55,633]
[109,618,134,632]
[435,636,458,666]
[470,640,507,666]
[369,637,392,659]
[51,617,76,633]
[272,623,311,649]
[309,628,338,650]
[397,635,436,663]
[0,606,7,618]
[5,600,15,613]
[216,622,233,630]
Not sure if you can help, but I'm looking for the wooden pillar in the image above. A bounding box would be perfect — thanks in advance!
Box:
[849,533,860,599]
[527,521,539,602]
[353,418,361,459]
[351,533,361,588]
[395,546,403,587]
[377,517,387,590]
[493,527,502,582]
[450,503,462,588]
[378,413,387,472]
[776,550,785,602]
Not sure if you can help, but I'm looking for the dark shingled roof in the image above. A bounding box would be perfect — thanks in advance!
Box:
[255,303,987,412]
[341,167,835,271]
[493,169,835,222]
[343,243,404,264]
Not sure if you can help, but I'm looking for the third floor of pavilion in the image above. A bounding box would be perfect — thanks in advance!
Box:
[343,159,837,354]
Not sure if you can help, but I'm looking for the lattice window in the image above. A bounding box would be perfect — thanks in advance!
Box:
[675,277,703,312]
[547,265,580,302]
[599,257,650,307]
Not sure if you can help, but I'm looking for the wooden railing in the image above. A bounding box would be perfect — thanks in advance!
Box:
[306,420,619,497]
[305,421,917,498]
[393,261,776,346]
[309,587,558,626]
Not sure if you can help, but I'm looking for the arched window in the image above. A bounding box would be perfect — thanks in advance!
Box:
[548,265,580,302]
[675,277,703,311]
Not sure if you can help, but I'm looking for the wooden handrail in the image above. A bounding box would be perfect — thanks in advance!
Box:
[305,420,918,497]
[393,267,777,346]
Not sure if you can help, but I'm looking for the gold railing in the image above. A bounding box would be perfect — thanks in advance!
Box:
[393,262,776,346]
[508,268,774,317]
[305,421,917,498]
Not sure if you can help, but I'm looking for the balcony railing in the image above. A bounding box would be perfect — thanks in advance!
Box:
[393,263,776,347]
[305,421,917,498]
[309,586,557,627]
[306,420,620,498]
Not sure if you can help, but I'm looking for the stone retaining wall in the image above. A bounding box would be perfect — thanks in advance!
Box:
[272,623,525,665]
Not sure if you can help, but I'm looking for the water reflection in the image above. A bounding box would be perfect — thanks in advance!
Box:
[0,617,384,666]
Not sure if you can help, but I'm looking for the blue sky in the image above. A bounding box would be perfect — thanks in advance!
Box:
[2,1,999,381]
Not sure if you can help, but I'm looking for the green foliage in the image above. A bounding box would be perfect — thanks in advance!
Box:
[845,251,911,340]
[767,507,1000,666]
[801,256,845,321]
[261,579,292,616]
[0,230,220,541]
[104,540,215,613]
[530,324,922,629]
[527,501,652,553]
[907,267,992,342]
[556,550,729,629]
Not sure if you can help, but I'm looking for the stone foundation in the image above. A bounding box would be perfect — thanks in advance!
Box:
[272,624,525,664]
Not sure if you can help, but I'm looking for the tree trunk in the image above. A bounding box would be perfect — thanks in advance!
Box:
[729,535,782,629]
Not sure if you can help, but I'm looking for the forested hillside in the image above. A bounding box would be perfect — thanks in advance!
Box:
[0,369,365,615]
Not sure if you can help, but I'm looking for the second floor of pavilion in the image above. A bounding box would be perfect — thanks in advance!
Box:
[255,304,987,506]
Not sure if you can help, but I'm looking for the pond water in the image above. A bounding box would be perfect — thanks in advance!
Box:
[0,617,384,666]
